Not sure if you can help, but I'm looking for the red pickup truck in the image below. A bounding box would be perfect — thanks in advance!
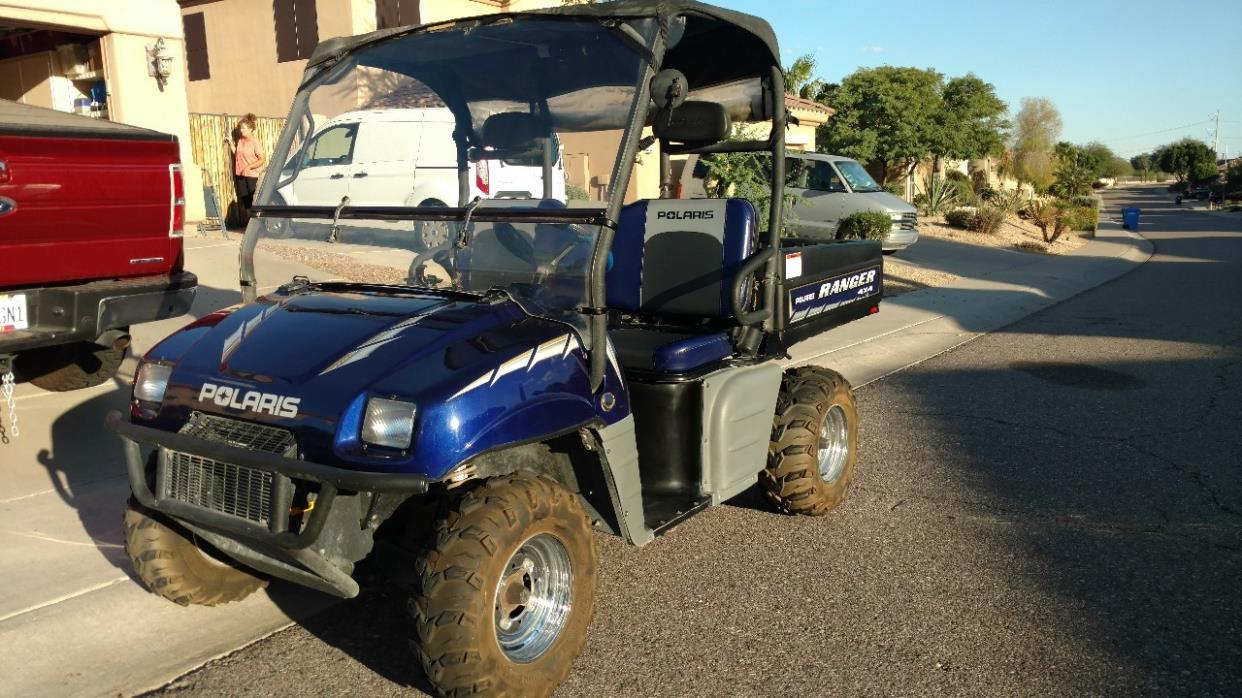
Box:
[0,100,197,391]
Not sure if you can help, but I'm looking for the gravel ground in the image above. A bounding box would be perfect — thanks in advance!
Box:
[261,242,410,286]
[149,187,1240,698]
[919,214,1089,256]
[883,257,958,297]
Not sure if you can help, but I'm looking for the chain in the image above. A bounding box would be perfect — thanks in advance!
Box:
[0,370,17,443]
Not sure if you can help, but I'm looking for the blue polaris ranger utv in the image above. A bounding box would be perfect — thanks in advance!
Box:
[108,2,883,695]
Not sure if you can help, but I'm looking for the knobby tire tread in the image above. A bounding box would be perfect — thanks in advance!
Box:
[122,506,265,607]
[410,472,595,698]
[762,366,858,516]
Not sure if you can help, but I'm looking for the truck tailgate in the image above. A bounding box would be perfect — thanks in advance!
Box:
[0,135,181,289]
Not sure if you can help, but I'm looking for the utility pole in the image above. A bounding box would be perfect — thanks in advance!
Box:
[1214,110,1221,159]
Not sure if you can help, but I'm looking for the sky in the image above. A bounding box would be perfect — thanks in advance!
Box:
[713,0,1242,159]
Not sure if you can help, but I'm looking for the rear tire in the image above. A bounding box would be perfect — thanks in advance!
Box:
[22,341,125,392]
[122,505,266,606]
[762,366,859,516]
[410,472,596,698]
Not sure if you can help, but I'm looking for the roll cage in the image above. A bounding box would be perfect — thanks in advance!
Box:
[244,0,789,392]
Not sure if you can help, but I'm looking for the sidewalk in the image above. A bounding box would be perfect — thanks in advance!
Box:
[781,219,1152,386]
[0,216,1151,698]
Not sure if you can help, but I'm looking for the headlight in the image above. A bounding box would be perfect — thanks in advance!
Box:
[889,212,903,221]
[134,362,173,404]
[362,397,417,449]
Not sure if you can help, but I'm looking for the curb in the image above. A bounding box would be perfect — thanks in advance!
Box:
[780,219,1152,388]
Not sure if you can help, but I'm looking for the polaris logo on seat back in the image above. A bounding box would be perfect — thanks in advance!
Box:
[198,382,300,418]
[656,210,715,220]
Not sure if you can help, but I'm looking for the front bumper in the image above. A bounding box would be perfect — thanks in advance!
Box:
[0,272,197,354]
[106,410,429,598]
[882,226,919,251]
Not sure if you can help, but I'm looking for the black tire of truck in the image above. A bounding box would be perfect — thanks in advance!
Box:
[122,504,267,606]
[761,366,859,516]
[409,472,597,698]
[22,341,125,392]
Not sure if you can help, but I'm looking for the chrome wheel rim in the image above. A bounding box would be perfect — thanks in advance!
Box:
[493,532,573,664]
[418,221,451,249]
[818,405,849,484]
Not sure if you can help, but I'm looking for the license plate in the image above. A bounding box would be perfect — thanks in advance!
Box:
[0,293,28,333]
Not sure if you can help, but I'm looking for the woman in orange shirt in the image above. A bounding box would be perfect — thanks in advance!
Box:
[225,113,265,219]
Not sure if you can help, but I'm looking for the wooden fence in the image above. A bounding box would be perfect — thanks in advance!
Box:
[188,113,286,228]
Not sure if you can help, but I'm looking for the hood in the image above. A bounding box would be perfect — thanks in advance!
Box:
[148,287,598,474]
[857,190,917,214]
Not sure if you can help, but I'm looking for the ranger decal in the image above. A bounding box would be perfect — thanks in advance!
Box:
[788,266,882,323]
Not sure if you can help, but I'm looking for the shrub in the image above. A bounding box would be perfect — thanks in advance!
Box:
[1070,194,1099,209]
[1063,205,1098,231]
[945,207,975,229]
[883,180,908,198]
[920,174,958,216]
[993,188,1026,216]
[950,177,975,205]
[1028,198,1070,243]
[837,210,893,240]
[977,185,999,203]
[566,184,590,201]
[971,204,1006,234]
[946,170,971,184]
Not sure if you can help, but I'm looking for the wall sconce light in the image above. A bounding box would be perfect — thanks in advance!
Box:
[146,37,174,90]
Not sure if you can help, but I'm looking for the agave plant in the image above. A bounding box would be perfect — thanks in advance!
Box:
[920,174,959,216]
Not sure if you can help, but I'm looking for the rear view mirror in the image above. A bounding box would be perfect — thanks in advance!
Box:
[650,69,688,110]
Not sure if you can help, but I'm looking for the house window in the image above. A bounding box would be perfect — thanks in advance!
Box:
[376,0,420,30]
[273,0,319,63]
[182,12,210,81]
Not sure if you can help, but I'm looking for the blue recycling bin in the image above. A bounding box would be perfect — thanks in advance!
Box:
[1121,207,1140,230]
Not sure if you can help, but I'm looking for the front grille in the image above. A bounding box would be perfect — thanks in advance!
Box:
[897,212,918,230]
[158,413,295,526]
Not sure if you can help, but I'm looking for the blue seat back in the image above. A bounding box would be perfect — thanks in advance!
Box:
[606,198,756,318]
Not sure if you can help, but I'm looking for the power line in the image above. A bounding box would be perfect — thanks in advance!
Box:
[1107,117,1212,140]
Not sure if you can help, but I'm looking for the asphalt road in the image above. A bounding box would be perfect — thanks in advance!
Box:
[152,186,1241,697]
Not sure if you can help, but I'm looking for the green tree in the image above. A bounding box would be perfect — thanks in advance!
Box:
[935,74,1010,163]
[784,54,826,101]
[1050,142,1100,197]
[1130,153,1155,182]
[1154,139,1217,183]
[1227,162,1242,190]
[1083,141,1132,179]
[818,66,946,182]
[1010,97,1062,191]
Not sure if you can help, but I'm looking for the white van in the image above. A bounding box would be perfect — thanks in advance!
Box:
[275,108,566,246]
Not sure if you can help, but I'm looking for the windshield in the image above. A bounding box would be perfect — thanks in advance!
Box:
[248,17,651,336]
[834,160,883,193]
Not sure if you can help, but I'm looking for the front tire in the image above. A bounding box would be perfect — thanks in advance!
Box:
[762,366,859,516]
[122,505,266,606]
[410,473,596,698]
